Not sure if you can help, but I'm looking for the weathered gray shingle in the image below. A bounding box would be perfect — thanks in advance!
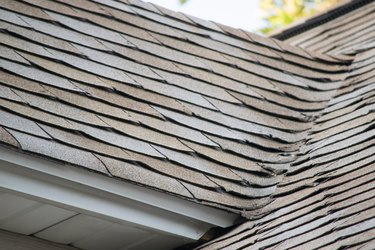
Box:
[0,1,374,249]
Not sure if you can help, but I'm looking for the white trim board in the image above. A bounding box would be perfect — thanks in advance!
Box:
[0,147,237,240]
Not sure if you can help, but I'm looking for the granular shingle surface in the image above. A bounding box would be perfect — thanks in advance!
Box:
[0,0,374,249]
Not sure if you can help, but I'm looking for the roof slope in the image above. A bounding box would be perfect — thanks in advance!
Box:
[278,0,375,55]
[197,1,375,249]
[196,47,375,250]
[0,0,353,217]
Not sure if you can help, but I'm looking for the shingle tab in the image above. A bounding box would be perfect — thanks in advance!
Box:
[129,111,218,147]
[0,85,24,103]
[0,8,30,27]
[128,0,162,14]
[54,0,108,15]
[73,44,162,80]
[0,70,48,96]
[153,106,244,141]
[181,181,269,210]
[39,123,132,161]
[13,90,108,127]
[100,115,193,152]
[7,128,108,174]
[0,0,52,21]
[0,33,57,60]
[150,32,232,65]
[0,126,20,148]
[96,154,193,198]
[130,72,217,109]
[0,58,83,92]
[182,102,305,143]
[152,145,242,181]
[0,46,30,65]
[151,70,235,108]
[91,0,135,14]
[99,74,191,115]
[208,176,276,198]
[74,82,162,119]
[129,5,208,36]
[21,16,101,49]
[43,85,135,122]
[205,134,295,164]
[18,52,111,89]
[45,48,138,85]
[70,120,165,158]
[0,109,50,139]
[0,21,82,55]
[122,149,220,189]
[152,3,194,24]
[46,11,134,47]
[101,40,185,74]
[0,98,74,130]
[207,97,311,132]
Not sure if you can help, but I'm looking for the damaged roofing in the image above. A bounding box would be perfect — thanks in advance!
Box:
[196,47,375,249]
[0,0,374,248]
[197,0,375,249]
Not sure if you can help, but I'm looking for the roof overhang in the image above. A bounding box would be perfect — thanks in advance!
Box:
[0,146,238,245]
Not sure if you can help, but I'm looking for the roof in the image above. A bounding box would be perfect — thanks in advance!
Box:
[0,0,351,216]
[0,0,374,249]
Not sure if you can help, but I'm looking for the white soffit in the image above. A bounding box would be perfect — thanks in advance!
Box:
[0,147,238,240]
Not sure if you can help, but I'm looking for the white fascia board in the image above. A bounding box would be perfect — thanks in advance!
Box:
[0,147,238,240]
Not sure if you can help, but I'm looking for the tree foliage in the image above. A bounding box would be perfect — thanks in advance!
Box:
[260,0,342,34]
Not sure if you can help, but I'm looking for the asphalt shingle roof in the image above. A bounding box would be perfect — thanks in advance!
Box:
[0,0,374,249]
[197,47,375,249]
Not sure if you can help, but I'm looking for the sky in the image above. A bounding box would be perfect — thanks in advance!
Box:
[144,0,265,32]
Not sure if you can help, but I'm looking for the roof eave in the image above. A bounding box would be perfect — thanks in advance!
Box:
[0,146,238,240]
